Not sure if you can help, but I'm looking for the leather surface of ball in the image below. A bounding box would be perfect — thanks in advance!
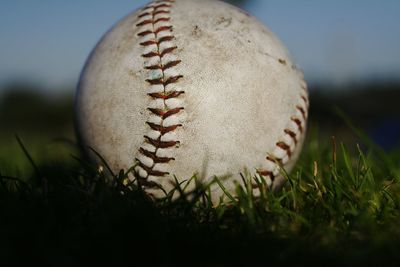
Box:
[75,0,309,199]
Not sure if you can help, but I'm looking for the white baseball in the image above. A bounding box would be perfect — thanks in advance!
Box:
[76,0,309,199]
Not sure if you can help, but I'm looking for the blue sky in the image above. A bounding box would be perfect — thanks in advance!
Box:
[0,0,399,91]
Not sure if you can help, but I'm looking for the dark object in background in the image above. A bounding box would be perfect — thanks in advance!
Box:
[309,81,400,150]
[0,83,73,135]
[370,118,400,150]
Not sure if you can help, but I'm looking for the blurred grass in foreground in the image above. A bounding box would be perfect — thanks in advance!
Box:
[1,124,400,266]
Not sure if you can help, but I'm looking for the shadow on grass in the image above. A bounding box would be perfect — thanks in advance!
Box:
[1,133,400,266]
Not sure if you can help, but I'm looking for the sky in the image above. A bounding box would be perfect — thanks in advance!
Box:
[0,0,399,91]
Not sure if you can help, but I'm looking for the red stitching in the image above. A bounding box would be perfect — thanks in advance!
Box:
[142,3,172,12]
[144,135,179,149]
[148,107,183,119]
[137,30,153,37]
[140,40,157,46]
[296,105,306,120]
[148,90,184,100]
[146,75,183,86]
[139,12,151,18]
[135,1,183,182]
[139,147,175,163]
[160,46,177,56]
[154,10,170,16]
[276,142,291,157]
[141,46,177,58]
[136,160,169,176]
[145,60,181,71]
[136,20,153,27]
[142,51,159,58]
[146,122,182,135]
[140,36,174,47]
[136,17,170,27]
[157,35,174,43]
[155,25,173,34]
[153,3,172,10]
[137,26,172,37]
[155,17,171,24]
[291,117,303,133]
[284,129,298,145]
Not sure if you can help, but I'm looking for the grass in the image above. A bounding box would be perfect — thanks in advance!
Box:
[1,124,400,266]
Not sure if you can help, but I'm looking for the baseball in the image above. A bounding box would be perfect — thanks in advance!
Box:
[75,0,309,199]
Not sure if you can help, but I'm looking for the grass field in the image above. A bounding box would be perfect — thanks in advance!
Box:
[1,121,400,266]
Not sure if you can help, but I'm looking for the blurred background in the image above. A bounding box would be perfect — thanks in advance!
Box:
[1,0,399,176]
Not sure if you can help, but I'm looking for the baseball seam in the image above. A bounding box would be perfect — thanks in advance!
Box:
[257,76,309,188]
[134,0,184,187]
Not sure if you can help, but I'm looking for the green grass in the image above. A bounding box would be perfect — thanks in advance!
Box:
[1,126,400,266]
[0,133,76,179]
